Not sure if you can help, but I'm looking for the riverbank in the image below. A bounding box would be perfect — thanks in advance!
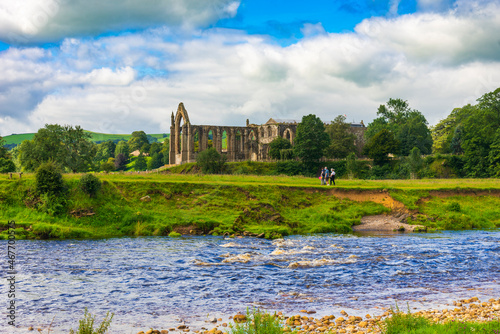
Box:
[128,296,500,333]
[1,173,500,240]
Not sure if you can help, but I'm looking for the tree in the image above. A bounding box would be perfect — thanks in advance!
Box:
[134,153,147,171]
[161,138,170,165]
[293,114,330,167]
[100,158,115,172]
[128,131,149,151]
[147,152,163,170]
[346,152,357,179]
[489,128,500,177]
[114,141,130,157]
[363,129,399,165]
[114,153,127,170]
[18,124,95,172]
[0,136,15,173]
[149,142,162,156]
[94,140,116,163]
[461,88,500,177]
[268,137,292,160]
[366,98,432,156]
[407,147,423,179]
[196,147,226,174]
[61,125,96,173]
[324,115,357,159]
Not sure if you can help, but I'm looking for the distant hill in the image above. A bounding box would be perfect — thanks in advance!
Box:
[2,131,169,149]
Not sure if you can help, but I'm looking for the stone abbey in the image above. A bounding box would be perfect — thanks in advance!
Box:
[169,102,365,165]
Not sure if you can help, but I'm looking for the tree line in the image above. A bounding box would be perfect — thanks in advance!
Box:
[1,87,499,178]
[1,126,169,173]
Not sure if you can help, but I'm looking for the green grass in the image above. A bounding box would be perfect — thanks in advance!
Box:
[2,133,35,145]
[2,131,168,146]
[227,308,285,334]
[384,310,500,334]
[1,173,500,240]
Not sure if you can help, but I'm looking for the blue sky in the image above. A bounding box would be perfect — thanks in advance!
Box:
[0,0,499,136]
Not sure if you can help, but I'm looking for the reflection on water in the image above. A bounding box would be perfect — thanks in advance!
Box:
[2,230,499,333]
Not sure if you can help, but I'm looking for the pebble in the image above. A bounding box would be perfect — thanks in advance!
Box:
[135,297,499,334]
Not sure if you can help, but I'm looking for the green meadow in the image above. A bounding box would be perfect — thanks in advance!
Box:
[1,173,500,240]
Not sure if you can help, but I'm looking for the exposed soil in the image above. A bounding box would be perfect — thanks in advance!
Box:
[353,214,426,232]
[328,189,426,232]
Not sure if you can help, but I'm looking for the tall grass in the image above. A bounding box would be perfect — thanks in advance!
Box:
[384,310,500,334]
[227,309,284,334]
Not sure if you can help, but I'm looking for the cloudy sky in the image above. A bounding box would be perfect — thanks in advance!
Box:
[1,0,499,136]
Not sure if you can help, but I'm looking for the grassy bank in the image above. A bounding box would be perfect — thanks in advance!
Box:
[1,173,500,240]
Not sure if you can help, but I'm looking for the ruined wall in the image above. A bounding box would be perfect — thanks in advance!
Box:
[169,103,297,165]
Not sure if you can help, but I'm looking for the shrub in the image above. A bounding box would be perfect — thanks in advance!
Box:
[168,231,182,237]
[80,174,102,197]
[35,161,65,196]
[69,308,113,334]
[228,308,283,334]
[196,148,226,174]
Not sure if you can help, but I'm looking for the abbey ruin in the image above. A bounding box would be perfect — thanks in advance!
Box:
[169,102,365,165]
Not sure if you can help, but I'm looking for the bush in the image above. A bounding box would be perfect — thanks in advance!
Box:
[228,308,283,334]
[196,148,226,174]
[35,161,65,196]
[69,308,113,334]
[80,174,102,197]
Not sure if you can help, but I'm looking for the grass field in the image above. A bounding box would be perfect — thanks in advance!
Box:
[2,131,169,146]
[1,173,499,240]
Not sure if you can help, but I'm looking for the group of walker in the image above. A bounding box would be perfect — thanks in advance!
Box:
[320,167,335,186]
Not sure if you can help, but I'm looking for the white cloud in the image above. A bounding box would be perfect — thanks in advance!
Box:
[0,0,240,44]
[1,0,500,136]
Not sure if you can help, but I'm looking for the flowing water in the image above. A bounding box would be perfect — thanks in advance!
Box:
[2,230,499,333]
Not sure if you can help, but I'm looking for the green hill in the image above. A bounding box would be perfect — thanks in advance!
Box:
[3,131,169,147]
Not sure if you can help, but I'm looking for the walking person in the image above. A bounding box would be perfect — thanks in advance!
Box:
[324,167,330,186]
[330,168,336,186]
[320,167,325,185]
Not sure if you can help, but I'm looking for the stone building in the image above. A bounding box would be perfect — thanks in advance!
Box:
[169,103,297,165]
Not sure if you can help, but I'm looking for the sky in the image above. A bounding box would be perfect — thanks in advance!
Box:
[0,0,499,136]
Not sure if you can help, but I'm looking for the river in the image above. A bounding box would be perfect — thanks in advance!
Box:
[2,230,499,333]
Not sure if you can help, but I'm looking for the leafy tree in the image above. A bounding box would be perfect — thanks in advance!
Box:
[461,88,500,177]
[114,141,130,157]
[61,125,96,172]
[128,131,149,151]
[18,124,95,172]
[489,128,500,177]
[431,107,468,154]
[19,124,65,171]
[134,153,147,171]
[363,129,399,165]
[450,125,464,155]
[100,158,115,172]
[293,114,330,167]
[114,153,127,170]
[324,115,357,159]
[147,152,163,170]
[79,174,102,197]
[149,142,162,156]
[161,138,170,165]
[407,147,423,179]
[346,152,357,179]
[94,140,116,163]
[366,98,432,156]
[196,147,226,174]
[0,136,15,173]
[268,137,292,160]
